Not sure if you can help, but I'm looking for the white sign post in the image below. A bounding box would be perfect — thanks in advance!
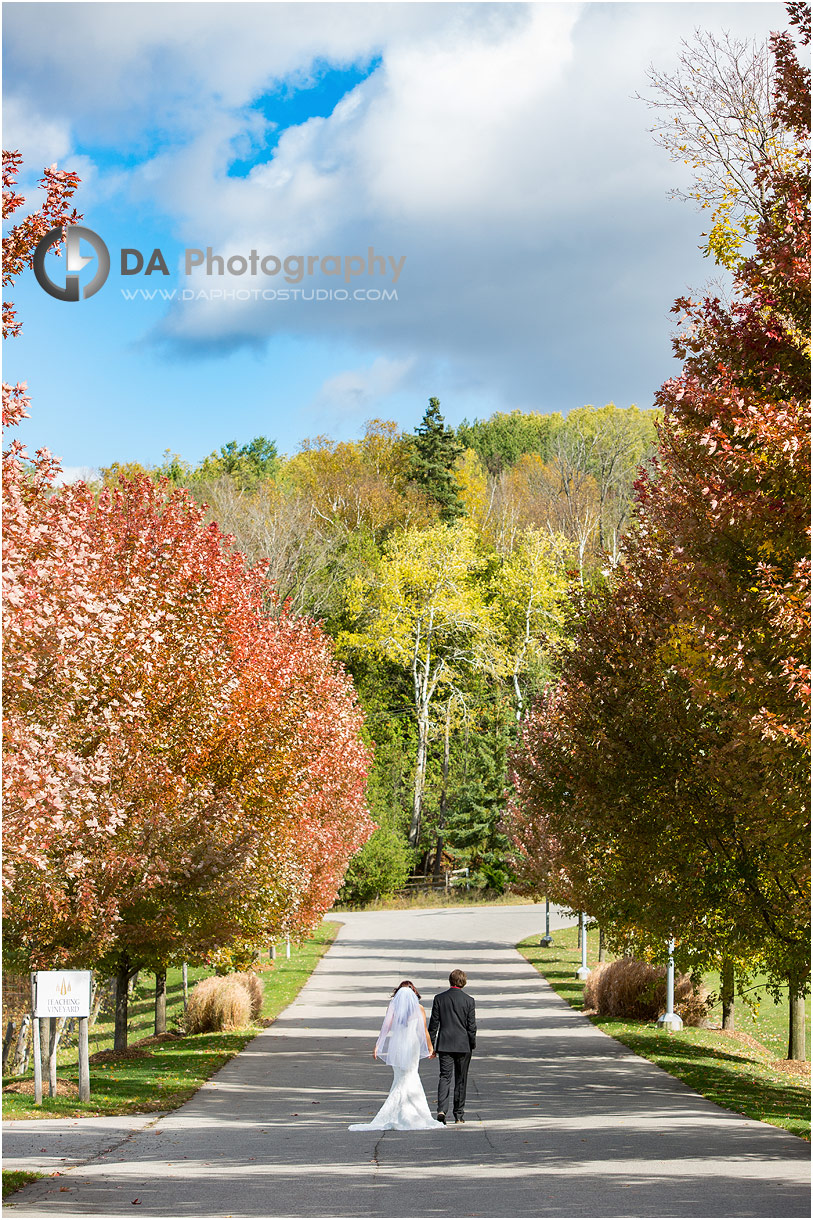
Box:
[30,977,42,1106]
[32,972,93,1103]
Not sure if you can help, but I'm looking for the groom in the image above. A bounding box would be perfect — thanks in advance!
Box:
[428,969,476,1125]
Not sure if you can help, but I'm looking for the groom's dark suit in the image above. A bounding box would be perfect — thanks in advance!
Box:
[428,986,476,1120]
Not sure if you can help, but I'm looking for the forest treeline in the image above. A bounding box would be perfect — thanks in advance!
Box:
[100,401,659,899]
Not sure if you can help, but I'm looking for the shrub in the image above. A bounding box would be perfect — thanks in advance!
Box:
[583,957,708,1026]
[675,979,711,1027]
[185,973,258,1033]
[185,977,222,1034]
[582,961,611,1012]
[210,979,251,1031]
[232,972,263,1021]
[339,825,413,905]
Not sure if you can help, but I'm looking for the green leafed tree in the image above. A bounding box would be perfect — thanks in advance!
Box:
[195,436,279,488]
[558,405,659,557]
[457,410,563,475]
[444,690,515,892]
[491,528,572,721]
[339,823,414,905]
[410,398,465,522]
[341,521,498,849]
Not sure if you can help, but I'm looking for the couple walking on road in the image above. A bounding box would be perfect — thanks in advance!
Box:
[349,969,476,1131]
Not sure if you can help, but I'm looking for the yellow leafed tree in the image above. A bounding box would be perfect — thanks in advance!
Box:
[341,522,499,847]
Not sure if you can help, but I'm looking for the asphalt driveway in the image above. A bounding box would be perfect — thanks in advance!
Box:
[4,905,809,1218]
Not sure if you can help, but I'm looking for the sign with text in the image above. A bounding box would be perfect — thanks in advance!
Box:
[34,971,92,1018]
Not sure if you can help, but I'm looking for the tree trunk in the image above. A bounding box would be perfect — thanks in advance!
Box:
[39,1018,49,1079]
[114,955,130,1052]
[182,963,189,1011]
[408,709,430,848]
[433,704,452,879]
[154,969,167,1036]
[787,975,806,1061]
[513,671,524,725]
[721,957,736,1031]
[48,1017,63,1097]
[598,927,606,963]
[2,1020,15,1071]
[89,979,105,1028]
[432,839,444,880]
[12,1015,31,1076]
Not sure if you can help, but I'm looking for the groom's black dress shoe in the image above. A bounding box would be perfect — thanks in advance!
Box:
[437,1112,447,1124]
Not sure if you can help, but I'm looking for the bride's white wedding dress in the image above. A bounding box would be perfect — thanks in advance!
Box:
[349,987,444,1132]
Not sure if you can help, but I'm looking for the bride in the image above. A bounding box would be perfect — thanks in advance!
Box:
[349,981,445,1131]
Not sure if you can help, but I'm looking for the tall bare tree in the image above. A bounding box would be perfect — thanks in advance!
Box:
[640,29,795,266]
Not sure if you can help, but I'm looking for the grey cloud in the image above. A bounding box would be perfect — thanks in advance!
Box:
[4,1,789,427]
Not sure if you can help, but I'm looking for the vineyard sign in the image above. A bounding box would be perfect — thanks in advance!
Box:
[33,971,92,1018]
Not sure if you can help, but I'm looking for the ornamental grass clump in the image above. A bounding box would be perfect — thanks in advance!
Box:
[211,979,252,1031]
[583,957,708,1026]
[582,961,610,1012]
[186,974,256,1033]
[232,972,263,1021]
[185,976,222,1034]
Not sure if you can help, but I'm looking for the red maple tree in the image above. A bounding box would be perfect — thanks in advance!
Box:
[509,13,809,1048]
[2,154,373,1045]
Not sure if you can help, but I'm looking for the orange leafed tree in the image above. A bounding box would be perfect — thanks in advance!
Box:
[508,12,809,1054]
[2,152,372,1045]
[2,457,373,984]
[3,149,81,339]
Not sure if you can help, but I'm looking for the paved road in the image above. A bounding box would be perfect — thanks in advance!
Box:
[4,906,809,1218]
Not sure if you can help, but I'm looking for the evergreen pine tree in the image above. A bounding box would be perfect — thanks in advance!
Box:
[445,701,515,891]
[411,398,465,521]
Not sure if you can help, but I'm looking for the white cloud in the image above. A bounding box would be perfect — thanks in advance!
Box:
[3,1,791,424]
[357,5,577,221]
[53,466,100,486]
[3,3,476,136]
[2,95,72,168]
[316,356,414,413]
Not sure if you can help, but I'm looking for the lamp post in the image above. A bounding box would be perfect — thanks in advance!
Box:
[540,898,554,947]
[657,938,683,1031]
[576,912,590,980]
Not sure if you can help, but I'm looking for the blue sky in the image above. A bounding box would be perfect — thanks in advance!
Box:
[3,1,787,475]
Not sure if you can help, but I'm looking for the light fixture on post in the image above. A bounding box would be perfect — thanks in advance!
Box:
[576,912,590,980]
[540,898,554,947]
[657,938,683,1031]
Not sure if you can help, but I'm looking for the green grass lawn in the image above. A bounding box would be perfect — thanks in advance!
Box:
[518,924,811,1141]
[2,921,340,1121]
[2,1170,45,1199]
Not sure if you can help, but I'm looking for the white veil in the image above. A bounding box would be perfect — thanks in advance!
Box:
[374,987,431,1070]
